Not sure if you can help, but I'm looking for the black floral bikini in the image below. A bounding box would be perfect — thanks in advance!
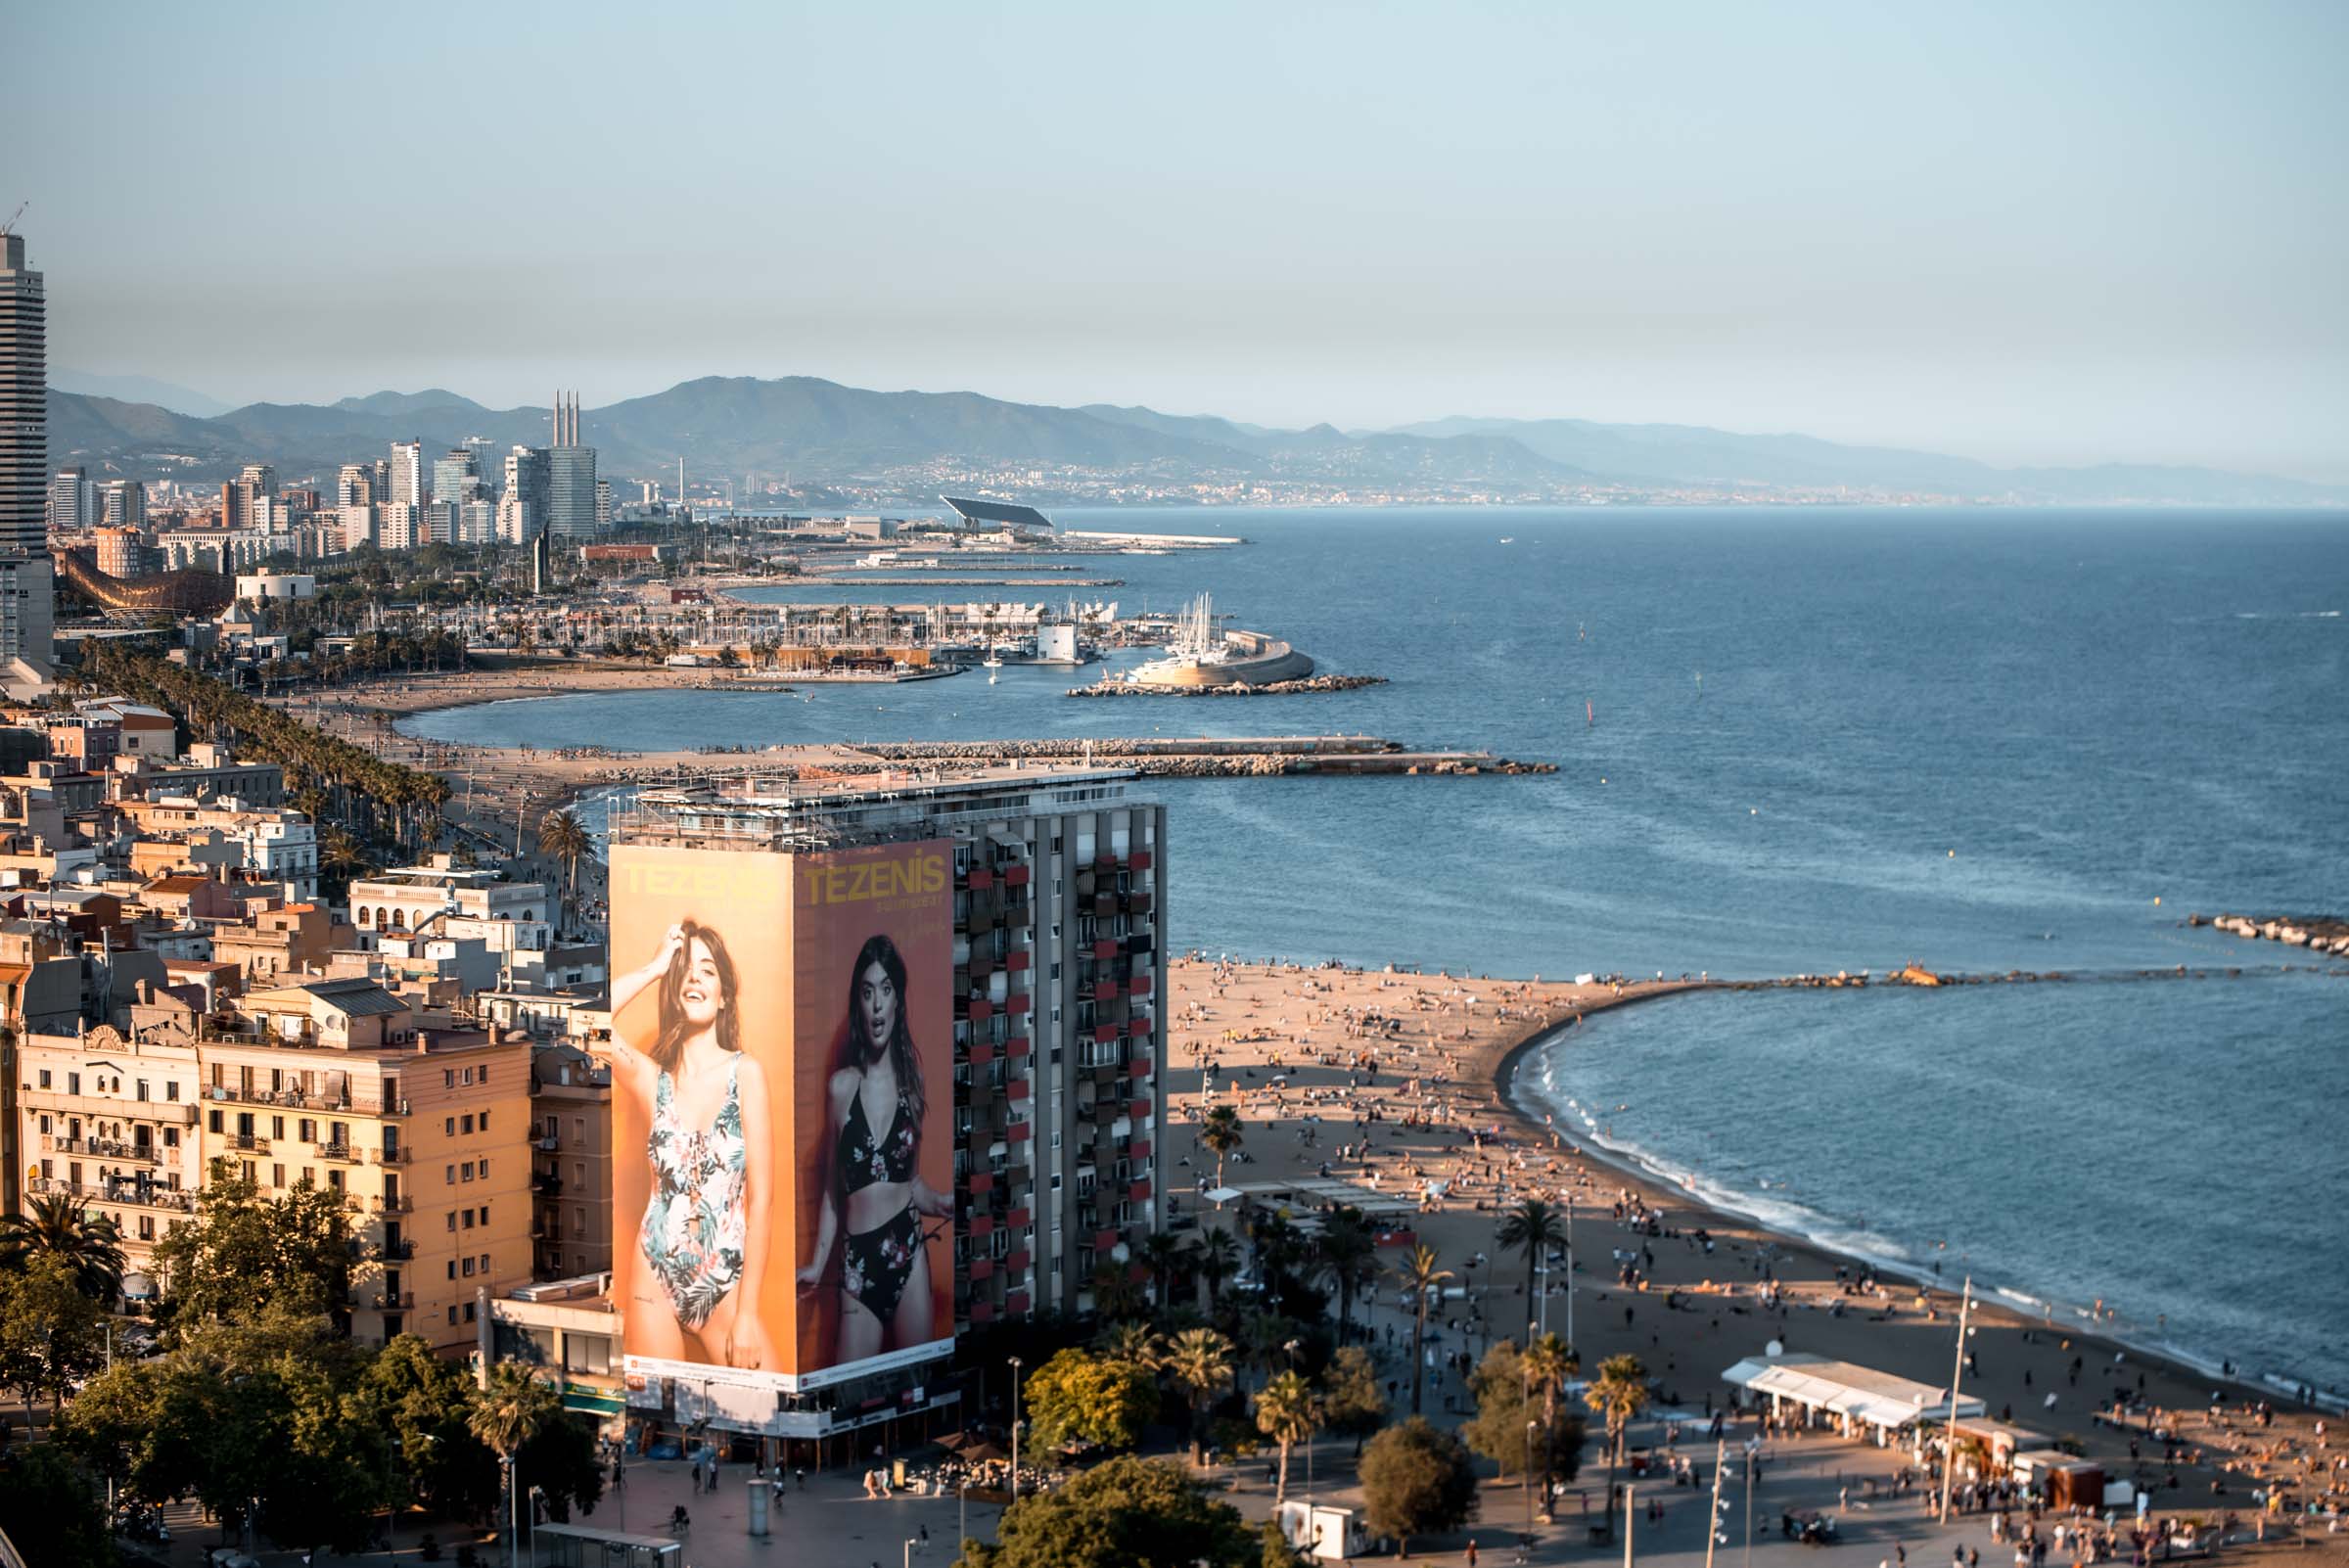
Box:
[838,1079,922,1321]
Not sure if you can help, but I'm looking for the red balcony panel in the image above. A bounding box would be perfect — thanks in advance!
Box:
[1128,850,1151,871]
[1006,1210,1031,1232]
[1093,1228,1119,1252]
[1094,853,1117,869]
[968,1256,992,1281]
[1093,1023,1120,1044]
[967,1171,992,1194]
[1128,1017,1152,1038]
[968,997,992,1023]
[1004,948,1030,971]
[1006,993,1032,1016]
[970,1214,993,1237]
[969,1299,994,1323]
[1006,1080,1030,1102]
[1005,1035,1032,1058]
[1004,1290,1029,1314]
[1127,972,1152,998]
[1006,1122,1033,1143]
[1128,1138,1151,1159]
[967,1042,993,1067]
[1092,939,1118,960]
[966,867,993,891]
[1094,980,1120,1002]
[1007,1248,1032,1271]
[1004,863,1031,887]
[1128,1177,1153,1202]
[1129,1098,1152,1120]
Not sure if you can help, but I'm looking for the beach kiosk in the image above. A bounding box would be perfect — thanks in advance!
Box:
[1722,1352,1982,1446]
[1278,1500,1371,1560]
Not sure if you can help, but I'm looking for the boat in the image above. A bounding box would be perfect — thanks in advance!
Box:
[981,650,1004,669]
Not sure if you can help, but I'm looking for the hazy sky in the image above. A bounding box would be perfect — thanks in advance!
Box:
[11,1,2347,478]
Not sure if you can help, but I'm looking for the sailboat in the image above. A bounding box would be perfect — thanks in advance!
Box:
[1587,699,1594,727]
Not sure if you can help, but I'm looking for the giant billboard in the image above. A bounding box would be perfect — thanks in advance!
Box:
[608,838,955,1393]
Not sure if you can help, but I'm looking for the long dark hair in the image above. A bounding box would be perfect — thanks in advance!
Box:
[650,920,741,1074]
[832,933,925,1133]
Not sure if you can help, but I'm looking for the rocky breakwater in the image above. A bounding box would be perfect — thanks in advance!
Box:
[854,734,1550,777]
[2189,912,2349,957]
[1069,673,1388,698]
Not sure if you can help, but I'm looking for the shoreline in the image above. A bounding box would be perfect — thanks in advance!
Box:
[1473,981,2343,1409]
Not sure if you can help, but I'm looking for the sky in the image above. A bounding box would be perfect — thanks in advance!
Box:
[10,1,2348,480]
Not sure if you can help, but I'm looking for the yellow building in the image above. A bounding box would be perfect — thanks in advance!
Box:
[196,978,534,1353]
[18,1025,206,1293]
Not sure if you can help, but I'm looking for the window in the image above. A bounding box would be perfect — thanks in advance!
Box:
[136,1080,150,1101]
[444,1117,456,1136]
[35,1070,48,1089]
[478,1205,489,1224]
[271,1163,285,1187]
[445,1213,457,1232]
[68,1072,80,1094]
[442,1070,455,1089]
[445,1164,456,1185]
[447,1307,458,1325]
[462,1210,474,1229]
[478,1254,489,1273]
[166,1081,180,1101]
[461,1114,474,1134]
[446,1261,457,1280]
[461,1162,474,1182]
[481,1111,490,1130]
[462,1257,476,1276]
[463,1303,476,1322]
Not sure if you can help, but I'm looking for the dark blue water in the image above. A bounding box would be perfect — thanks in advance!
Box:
[405,508,2349,1388]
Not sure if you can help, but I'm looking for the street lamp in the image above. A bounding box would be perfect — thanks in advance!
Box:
[1526,1419,1541,1537]
[1007,1357,1025,1507]
[1284,1339,1310,1500]
[904,1539,920,1568]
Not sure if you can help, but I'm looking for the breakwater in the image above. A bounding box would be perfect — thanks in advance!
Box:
[1069,672,1386,698]
[853,734,1553,776]
[2189,911,2349,957]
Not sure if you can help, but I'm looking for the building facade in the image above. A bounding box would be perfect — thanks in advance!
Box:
[19,1025,207,1290]
[0,232,54,685]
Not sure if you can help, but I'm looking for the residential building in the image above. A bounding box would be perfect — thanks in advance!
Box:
[348,857,552,957]
[528,1043,613,1280]
[389,440,425,507]
[19,1024,206,1288]
[499,445,548,543]
[95,524,145,576]
[99,479,147,529]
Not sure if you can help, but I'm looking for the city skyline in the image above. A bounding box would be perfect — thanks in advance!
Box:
[9,2,2347,483]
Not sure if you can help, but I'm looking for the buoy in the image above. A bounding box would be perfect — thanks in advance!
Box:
[1948,850,1956,857]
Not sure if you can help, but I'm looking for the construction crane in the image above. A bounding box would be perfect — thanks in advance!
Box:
[0,202,23,236]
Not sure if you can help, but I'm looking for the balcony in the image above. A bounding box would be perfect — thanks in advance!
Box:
[41,1134,164,1165]
[535,1135,560,1151]
[373,1290,417,1311]
[29,1176,197,1213]
[377,1238,416,1261]
[223,1133,271,1153]
[530,1173,564,1196]
[315,1142,359,1164]
[372,1146,413,1165]
[370,1194,414,1215]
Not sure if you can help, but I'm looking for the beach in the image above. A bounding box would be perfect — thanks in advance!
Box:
[1162,955,2346,1543]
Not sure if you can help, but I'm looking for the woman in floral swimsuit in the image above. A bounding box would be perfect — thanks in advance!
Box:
[603,920,777,1370]
[798,934,952,1363]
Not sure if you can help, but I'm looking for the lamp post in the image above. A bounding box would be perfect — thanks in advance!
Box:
[1565,1196,1575,1349]
[1526,1419,1541,1537]
[904,1539,920,1568]
[1007,1357,1025,1508]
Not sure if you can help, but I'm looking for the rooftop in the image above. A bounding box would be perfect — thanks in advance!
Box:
[614,763,1133,853]
[942,495,1054,531]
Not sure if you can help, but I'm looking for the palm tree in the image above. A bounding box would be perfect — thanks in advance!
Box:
[1496,1197,1566,1342]
[1090,1260,1147,1321]
[1095,1320,1164,1370]
[1197,1229,1241,1311]
[1523,1331,1581,1502]
[536,809,591,907]
[1394,1244,1453,1416]
[1199,1104,1243,1195]
[470,1362,560,1561]
[1240,1310,1293,1395]
[1141,1232,1186,1310]
[1318,1207,1379,1344]
[1584,1353,1651,1535]
[1254,1370,1321,1505]
[1165,1326,1235,1466]
[0,1192,126,1301]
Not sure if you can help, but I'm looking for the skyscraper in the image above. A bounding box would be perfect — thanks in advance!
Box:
[499,444,548,543]
[99,478,145,528]
[47,466,90,530]
[389,440,425,507]
[544,390,599,539]
[0,231,56,685]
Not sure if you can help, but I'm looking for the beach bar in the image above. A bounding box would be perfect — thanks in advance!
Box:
[1723,1352,1982,1443]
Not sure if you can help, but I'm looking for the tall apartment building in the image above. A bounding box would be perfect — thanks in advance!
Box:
[337,464,377,508]
[95,526,145,578]
[0,232,56,686]
[19,1026,207,1286]
[606,765,1164,1441]
[197,978,533,1352]
[389,440,425,508]
[47,466,91,530]
[529,1044,614,1280]
[500,445,548,543]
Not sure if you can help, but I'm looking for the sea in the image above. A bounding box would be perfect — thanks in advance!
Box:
[401,507,2349,1396]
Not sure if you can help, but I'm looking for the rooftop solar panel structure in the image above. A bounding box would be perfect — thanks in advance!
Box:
[942,495,1054,530]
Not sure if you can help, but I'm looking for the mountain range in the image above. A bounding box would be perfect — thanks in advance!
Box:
[41,375,2345,507]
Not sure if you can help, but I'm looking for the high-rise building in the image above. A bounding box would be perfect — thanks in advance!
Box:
[594,479,612,531]
[544,391,599,539]
[499,445,548,543]
[432,447,480,507]
[0,232,56,685]
[95,525,146,578]
[99,478,146,528]
[607,765,1165,1434]
[337,464,376,508]
[47,466,91,530]
[389,440,425,507]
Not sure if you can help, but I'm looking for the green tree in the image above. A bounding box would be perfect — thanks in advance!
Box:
[1394,1243,1452,1415]
[1021,1347,1158,1454]
[1521,1331,1583,1499]
[536,808,592,906]
[0,1443,110,1568]
[1197,1229,1241,1310]
[0,1191,127,1301]
[470,1362,559,1557]
[955,1454,1260,1568]
[1461,1339,1586,1493]
[1141,1231,1187,1310]
[0,1254,109,1427]
[1359,1416,1480,1559]
[1316,1207,1380,1343]
[1200,1104,1244,1192]
[153,1165,354,1331]
[1090,1259,1148,1321]
[361,1333,501,1522]
[1495,1198,1565,1342]
[1253,1369,1320,1505]
[1318,1345,1389,1457]
[1095,1319,1164,1370]
[1163,1326,1236,1465]
[1583,1353,1651,1535]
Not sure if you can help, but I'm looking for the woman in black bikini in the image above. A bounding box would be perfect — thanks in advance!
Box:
[797,934,952,1363]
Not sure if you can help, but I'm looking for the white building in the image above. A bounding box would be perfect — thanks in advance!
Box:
[235,573,318,602]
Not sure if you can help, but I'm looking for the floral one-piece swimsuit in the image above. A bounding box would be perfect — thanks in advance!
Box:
[639,1058,747,1328]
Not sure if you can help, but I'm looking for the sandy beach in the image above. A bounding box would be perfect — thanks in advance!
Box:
[1163,955,2346,1544]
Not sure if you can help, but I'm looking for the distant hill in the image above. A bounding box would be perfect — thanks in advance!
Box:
[48,368,231,418]
[38,377,2346,505]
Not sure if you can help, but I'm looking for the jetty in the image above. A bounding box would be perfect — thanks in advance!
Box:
[852,735,1553,777]
[2189,911,2349,957]
[1069,672,1385,698]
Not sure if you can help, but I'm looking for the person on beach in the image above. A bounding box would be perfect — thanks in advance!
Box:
[800,934,953,1362]
[602,920,778,1370]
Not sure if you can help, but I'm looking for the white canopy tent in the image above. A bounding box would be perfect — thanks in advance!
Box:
[1724,1352,1982,1432]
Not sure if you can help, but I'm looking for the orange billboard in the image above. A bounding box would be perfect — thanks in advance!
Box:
[607,838,955,1392]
